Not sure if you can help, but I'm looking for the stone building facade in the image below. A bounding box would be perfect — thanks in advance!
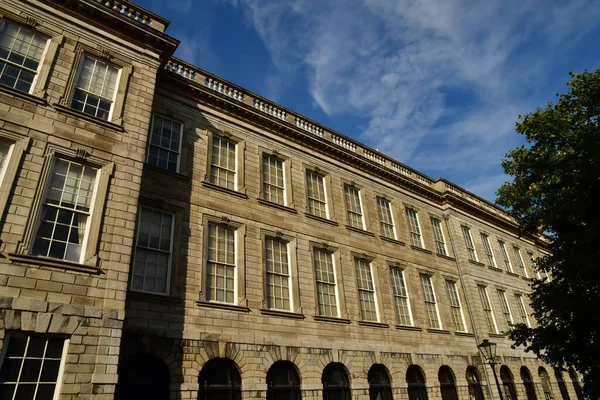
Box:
[0,1,586,400]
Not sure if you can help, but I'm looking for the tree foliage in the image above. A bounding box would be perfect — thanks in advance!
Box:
[497,70,600,398]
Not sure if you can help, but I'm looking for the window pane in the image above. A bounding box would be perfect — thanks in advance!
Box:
[306,171,327,218]
[210,136,236,190]
[431,218,447,256]
[344,185,363,229]
[445,281,466,332]
[147,114,182,173]
[390,268,412,325]
[461,226,477,261]
[206,223,236,303]
[478,286,497,333]
[406,209,422,247]
[421,275,440,329]
[355,259,377,321]
[266,238,291,310]
[70,56,119,120]
[377,198,395,239]
[314,249,337,317]
[263,155,285,204]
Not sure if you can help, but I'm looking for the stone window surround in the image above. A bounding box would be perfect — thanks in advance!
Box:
[258,146,294,208]
[350,251,384,323]
[0,9,63,100]
[11,144,114,271]
[418,272,444,330]
[203,128,246,194]
[0,130,30,217]
[387,262,415,327]
[303,164,335,221]
[403,204,425,249]
[199,214,247,307]
[461,224,479,262]
[428,214,449,257]
[444,278,468,333]
[341,180,369,231]
[374,194,398,241]
[259,228,301,314]
[308,241,348,319]
[59,42,132,126]
[476,283,500,334]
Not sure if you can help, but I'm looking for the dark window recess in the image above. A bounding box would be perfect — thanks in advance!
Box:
[115,353,170,400]
[322,362,351,400]
[267,360,301,400]
[198,358,241,400]
[407,364,429,400]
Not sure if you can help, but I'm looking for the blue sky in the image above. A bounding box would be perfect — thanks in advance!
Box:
[138,0,600,202]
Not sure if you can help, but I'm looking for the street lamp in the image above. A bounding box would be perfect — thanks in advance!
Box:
[478,339,504,400]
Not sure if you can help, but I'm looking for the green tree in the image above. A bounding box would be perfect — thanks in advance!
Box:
[497,70,600,398]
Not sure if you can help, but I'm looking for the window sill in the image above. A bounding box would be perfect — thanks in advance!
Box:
[143,164,190,182]
[410,245,432,255]
[454,331,475,337]
[396,325,422,332]
[8,253,102,274]
[427,328,451,335]
[128,290,184,305]
[305,213,339,226]
[345,225,374,236]
[53,103,125,132]
[488,333,507,339]
[506,271,520,277]
[468,260,485,267]
[0,85,47,105]
[313,315,351,324]
[201,181,249,199]
[436,253,455,261]
[197,300,250,313]
[488,266,504,273]
[257,198,297,214]
[358,321,389,329]
[380,236,405,246]
[260,309,305,319]
[521,276,533,282]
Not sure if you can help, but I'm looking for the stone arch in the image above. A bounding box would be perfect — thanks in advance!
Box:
[521,366,537,400]
[266,360,302,400]
[406,364,428,400]
[198,357,242,400]
[368,363,393,400]
[322,362,351,400]
[439,365,459,400]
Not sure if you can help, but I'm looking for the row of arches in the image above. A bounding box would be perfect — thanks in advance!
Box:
[114,354,584,400]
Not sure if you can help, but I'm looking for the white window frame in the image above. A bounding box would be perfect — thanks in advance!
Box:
[478,285,499,334]
[205,222,239,305]
[262,154,286,205]
[497,290,514,330]
[420,274,442,329]
[406,208,424,248]
[0,332,69,400]
[265,236,293,311]
[514,294,531,327]
[390,267,413,326]
[0,139,15,187]
[146,114,183,173]
[431,218,448,256]
[376,197,396,239]
[209,135,237,190]
[513,246,529,278]
[498,240,514,272]
[480,233,497,268]
[354,258,379,322]
[305,170,329,219]
[528,252,542,279]
[130,207,175,295]
[344,184,365,229]
[445,280,467,332]
[461,226,478,262]
[313,247,340,318]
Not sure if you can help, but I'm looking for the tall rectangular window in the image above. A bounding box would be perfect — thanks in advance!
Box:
[262,155,285,205]
[445,280,466,332]
[377,197,395,239]
[421,275,441,329]
[390,268,412,326]
[206,223,236,304]
[0,139,13,186]
[0,333,66,400]
[431,218,448,256]
[131,208,173,295]
[70,55,120,120]
[497,290,514,330]
[513,247,528,277]
[0,20,48,93]
[498,240,513,272]
[147,114,182,173]
[355,258,378,322]
[265,238,291,311]
[31,159,98,262]
[514,294,531,327]
[461,226,478,262]
[306,171,327,218]
[406,208,423,248]
[344,185,364,229]
[313,249,338,317]
[528,252,542,279]
[478,285,498,334]
[481,234,497,267]
[210,136,236,190]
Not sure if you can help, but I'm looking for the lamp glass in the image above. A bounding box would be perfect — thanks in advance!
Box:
[478,339,497,361]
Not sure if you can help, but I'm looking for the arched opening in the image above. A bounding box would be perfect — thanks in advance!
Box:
[500,366,518,400]
[267,360,301,400]
[322,362,351,400]
[554,368,571,400]
[539,367,553,400]
[568,368,584,400]
[521,366,537,400]
[115,353,170,400]
[466,366,485,400]
[198,358,241,400]
[438,366,458,400]
[406,365,428,400]
[368,364,393,400]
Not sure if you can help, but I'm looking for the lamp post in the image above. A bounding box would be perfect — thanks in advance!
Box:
[478,339,504,400]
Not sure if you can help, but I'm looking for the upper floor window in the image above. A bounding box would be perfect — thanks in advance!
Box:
[478,285,498,334]
[70,55,120,120]
[513,246,528,277]
[0,19,48,93]
[497,290,514,330]
[461,226,478,262]
[431,218,448,256]
[527,252,542,279]
[131,208,174,295]
[31,158,98,262]
[0,139,13,185]
[445,280,466,332]
[313,248,338,317]
[376,197,395,239]
[210,136,236,190]
[147,114,182,173]
[265,237,291,311]
[498,240,513,272]
[480,234,497,268]
[206,223,237,304]
[354,258,378,322]
[306,170,327,218]
[390,268,412,326]
[262,155,285,205]
[406,208,423,248]
[344,185,364,229]
[514,294,531,327]
[421,275,442,329]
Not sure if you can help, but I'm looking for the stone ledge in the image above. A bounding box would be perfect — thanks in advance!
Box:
[380,236,405,246]
[410,245,433,255]
[201,181,249,199]
[196,300,250,313]
[468,260,486,267]
[0,85,47,105]
[454,331,475,337]
[127,290,184,305]
[143,163,190,182]
[305,213,339,226]
[506,271,520,277]
[53,103,125,132]
[313,315,351,324]
[8,253,102,275]
[345,225,375,236]
[427,328,451,335]
[358,320,389,329]
[257,198,297,214]
[396,325,422,332]
[436,253,456,262]
[259,309,305,319]
[488,266,504,273]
